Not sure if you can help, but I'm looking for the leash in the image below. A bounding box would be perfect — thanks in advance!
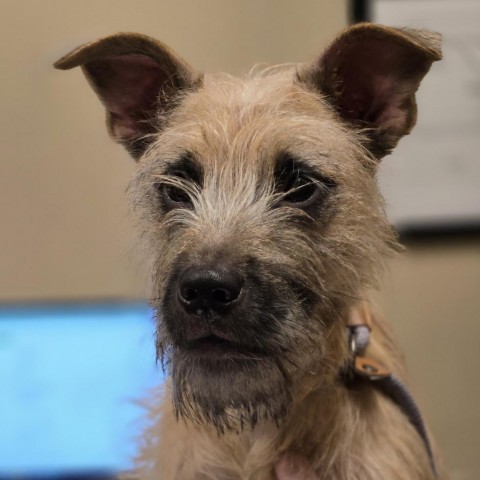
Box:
[344,304,438,478]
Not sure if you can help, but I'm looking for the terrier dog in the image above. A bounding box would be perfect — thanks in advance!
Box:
[55,23,444,479]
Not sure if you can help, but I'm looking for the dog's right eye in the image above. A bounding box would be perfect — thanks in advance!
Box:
[155,154,202,210]
[155,183,193,209]
[164,184,191,204]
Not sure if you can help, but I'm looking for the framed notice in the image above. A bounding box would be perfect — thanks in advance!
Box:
[351,0,480,235]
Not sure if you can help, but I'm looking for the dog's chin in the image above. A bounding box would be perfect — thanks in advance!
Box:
[169,340,292,432]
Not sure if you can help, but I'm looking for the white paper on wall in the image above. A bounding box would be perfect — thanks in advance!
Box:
[373,0,480,229]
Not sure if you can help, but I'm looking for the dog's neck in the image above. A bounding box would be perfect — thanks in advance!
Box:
[139,304,437,479]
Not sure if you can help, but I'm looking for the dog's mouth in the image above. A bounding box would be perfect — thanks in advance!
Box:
[183,334,267,360]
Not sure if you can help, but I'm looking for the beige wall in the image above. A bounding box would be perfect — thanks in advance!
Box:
[1,1,479,478]
[373,240,480,479]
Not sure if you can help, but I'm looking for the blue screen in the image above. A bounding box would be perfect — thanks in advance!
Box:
[0,303,164,477]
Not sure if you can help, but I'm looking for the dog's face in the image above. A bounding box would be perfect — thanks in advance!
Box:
[131,76,397,429]
[55,24,441,431]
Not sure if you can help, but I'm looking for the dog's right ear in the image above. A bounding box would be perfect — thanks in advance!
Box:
[54,33,202,159]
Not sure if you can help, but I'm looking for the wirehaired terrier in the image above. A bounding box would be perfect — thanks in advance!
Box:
[55,23,444,479]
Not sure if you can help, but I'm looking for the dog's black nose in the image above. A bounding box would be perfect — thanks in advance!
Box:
[177,266,243,315]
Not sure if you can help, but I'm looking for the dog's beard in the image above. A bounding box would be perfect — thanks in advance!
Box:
[154,301,331,432]
[154,260,332,433]
[167,348,292,433]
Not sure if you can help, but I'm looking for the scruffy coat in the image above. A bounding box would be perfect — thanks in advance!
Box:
[56,23,445,480]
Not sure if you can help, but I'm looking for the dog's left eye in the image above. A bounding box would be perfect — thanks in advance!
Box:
[274,155,336,208]
[282,174,318,204]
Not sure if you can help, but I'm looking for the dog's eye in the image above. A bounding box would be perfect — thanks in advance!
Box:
[164,185,191,204]
[274,154,336,208]
[155,183,192,208]
[282,174,318,204]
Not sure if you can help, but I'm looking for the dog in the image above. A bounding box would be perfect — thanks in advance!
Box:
[55,23,444,479]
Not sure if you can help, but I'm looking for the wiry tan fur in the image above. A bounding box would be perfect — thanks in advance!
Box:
[136,313,428,480]
[55,23,445,480]
[129,70,444,480]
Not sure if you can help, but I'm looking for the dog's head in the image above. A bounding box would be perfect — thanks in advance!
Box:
[56,24,441,431]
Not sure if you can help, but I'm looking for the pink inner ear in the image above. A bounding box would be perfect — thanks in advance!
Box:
[357,74,412,136]
[86,54,172,140]
[325,37,426,138]
[375,90,413,136]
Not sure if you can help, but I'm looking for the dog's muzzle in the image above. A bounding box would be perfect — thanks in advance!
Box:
[160,258,304,357]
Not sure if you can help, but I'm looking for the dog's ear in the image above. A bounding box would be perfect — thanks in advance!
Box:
[297,23,442,159]
[54,33,202,159]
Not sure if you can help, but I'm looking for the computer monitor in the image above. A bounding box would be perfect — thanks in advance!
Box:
[0,302,164,479]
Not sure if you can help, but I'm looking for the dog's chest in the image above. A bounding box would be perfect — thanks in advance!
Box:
[191,427,280,480]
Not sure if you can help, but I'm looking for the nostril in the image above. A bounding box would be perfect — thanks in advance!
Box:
[181,287,198,302]
[211,288,236,304]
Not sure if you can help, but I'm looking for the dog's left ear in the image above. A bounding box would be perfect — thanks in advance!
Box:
[297,23,442,159]
[54,33,202,159]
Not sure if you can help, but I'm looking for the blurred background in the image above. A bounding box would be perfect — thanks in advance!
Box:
[0,0,478,479]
